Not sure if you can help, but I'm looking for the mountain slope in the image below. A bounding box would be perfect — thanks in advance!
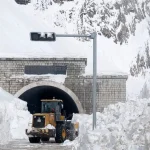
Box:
[40,0,150,44]
[1,0,150,98]
[0,0,127,75]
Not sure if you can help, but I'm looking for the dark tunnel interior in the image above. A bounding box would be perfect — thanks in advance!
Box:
[19,86,79,119]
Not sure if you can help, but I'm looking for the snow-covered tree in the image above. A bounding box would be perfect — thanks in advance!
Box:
[139,82,150,99]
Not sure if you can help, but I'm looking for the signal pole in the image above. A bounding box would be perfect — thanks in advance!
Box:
[30,32,97,129]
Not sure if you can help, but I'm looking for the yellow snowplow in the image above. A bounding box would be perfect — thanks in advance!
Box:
[25,98,79,143]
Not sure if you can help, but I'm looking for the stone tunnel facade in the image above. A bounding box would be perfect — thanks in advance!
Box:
[0,58,128,114]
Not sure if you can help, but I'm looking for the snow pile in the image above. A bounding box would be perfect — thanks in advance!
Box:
[23,74,67,84]
[64,99,150,150]
[44,124,55,130]
[10,74,67,84]
[0,88,32,145]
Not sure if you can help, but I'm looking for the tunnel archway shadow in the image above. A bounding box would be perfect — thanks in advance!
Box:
[15,81,84,118]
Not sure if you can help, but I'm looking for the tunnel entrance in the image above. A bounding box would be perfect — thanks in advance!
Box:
[15,81,84,119]
[19,86,78,119]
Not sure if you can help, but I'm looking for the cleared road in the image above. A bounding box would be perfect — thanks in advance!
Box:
[0,139,75,150]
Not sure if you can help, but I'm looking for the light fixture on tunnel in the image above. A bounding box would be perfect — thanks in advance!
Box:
[30,32,97,130]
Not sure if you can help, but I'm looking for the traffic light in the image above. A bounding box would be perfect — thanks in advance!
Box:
[30,32,56,41]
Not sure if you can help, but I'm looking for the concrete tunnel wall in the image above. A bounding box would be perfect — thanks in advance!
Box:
[15,81,84,117]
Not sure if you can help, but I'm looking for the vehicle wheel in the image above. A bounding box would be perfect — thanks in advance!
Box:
[29,137,40,143]
[55,124,66,143]
[41,137,50,142]
[68,124,76,141]
[75,130,79,137]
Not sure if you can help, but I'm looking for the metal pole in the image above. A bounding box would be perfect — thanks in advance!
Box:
[91,32,97,130]
[56,34,90,38]
[56,32,97,129]
[83,79,85,111]
[33,32,97,129]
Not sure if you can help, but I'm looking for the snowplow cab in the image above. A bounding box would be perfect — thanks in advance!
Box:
[25,98,79,143]
[41,99,64,113]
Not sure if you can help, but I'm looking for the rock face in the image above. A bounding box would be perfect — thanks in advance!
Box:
[15,0,150,44]
[31,0,150,44]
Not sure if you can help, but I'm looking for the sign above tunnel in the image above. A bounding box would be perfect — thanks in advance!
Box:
[25,65,67,75]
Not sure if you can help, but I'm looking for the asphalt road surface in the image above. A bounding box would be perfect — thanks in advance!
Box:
[0,139,75,150]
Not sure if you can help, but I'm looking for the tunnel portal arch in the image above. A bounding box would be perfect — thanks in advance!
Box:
[15,81,84,115]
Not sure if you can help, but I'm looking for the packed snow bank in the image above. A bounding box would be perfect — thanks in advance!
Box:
[64,99,150,150]
[11,74,67,84]
[0,88,32,145]
[23,74,67,84]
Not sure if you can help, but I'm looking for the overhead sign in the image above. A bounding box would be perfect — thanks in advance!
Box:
[30,32,56,41]
[25,65,67,75]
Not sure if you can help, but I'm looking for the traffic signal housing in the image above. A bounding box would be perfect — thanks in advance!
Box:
[30,32,56,41]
